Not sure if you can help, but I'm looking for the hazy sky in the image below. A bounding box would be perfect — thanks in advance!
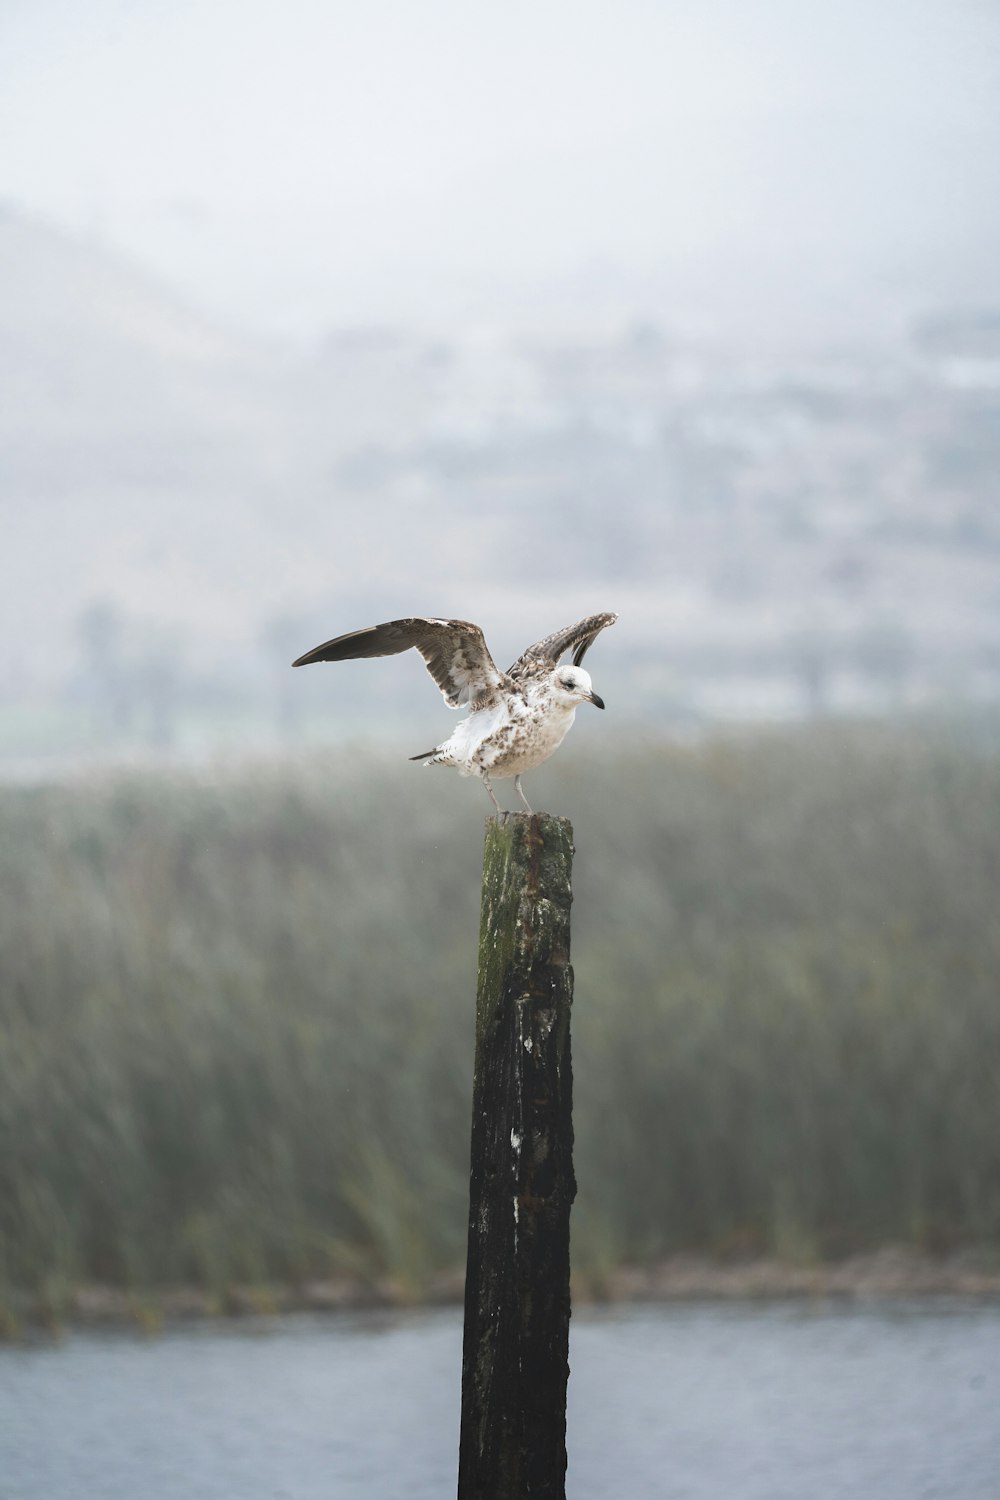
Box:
[2,0,999,338]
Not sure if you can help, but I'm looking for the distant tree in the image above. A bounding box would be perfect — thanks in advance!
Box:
[77,600,131,742]
[789,626,834,716]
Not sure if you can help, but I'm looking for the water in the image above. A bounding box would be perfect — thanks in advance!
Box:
[1,1300,997,1499]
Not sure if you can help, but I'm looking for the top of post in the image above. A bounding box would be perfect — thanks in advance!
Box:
[482,811,574,865]
[480,812,574,930]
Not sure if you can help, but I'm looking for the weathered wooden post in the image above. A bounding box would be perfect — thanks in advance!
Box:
[458,811,576,1500]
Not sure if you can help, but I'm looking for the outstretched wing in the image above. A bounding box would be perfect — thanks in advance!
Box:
[292,617,510,710]
[508,611,618,678]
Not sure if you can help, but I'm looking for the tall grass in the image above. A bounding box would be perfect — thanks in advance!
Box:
[1,725,998,1300]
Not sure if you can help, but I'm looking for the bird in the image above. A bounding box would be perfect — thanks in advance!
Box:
[292,611,617,813]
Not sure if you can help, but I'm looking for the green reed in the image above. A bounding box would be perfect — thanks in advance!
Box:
[1,724,998,1300]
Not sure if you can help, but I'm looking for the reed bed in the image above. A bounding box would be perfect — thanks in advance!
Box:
[1,724,998,1312]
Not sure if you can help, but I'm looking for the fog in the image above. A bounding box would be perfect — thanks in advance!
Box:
[2,0,999,767]
[5,0,999,337]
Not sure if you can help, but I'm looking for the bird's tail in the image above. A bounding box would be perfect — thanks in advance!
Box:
[409,748,437,762]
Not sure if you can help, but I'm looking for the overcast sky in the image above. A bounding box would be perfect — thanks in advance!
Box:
[2,0,999,339]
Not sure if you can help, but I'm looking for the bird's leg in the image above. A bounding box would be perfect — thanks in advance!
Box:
[482,773,503,815]
[514,775,533,814]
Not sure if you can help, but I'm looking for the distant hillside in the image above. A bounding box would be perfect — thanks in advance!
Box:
[0,205,246,440]
[2,205,999,766]
[0,208,609,719]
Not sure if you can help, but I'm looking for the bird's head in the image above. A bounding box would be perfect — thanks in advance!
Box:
[551,664,605,710]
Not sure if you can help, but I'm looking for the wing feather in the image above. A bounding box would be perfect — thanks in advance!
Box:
[292,617,509,709]
[508,611,618,677]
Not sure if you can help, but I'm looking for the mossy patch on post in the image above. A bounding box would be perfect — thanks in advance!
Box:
[475,812,574,1050]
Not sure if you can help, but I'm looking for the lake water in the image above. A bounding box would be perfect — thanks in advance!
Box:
[1,1300,997,1499]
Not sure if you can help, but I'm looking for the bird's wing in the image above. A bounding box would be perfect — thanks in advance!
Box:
[292,617,510,709]
[508,611,618,677]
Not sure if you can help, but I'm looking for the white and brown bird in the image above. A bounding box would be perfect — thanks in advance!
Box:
[293,612,617,812]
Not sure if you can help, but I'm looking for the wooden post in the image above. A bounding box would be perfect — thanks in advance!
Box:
[458,812,576,1500]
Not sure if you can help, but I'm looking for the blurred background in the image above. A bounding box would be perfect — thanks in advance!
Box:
[3,0,1000,762]
[2,2,1000,1495]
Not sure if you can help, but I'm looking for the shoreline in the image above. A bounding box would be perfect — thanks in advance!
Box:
[7,1247,1000,1338]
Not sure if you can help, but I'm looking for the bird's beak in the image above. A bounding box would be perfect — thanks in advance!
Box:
[587,691,605,710]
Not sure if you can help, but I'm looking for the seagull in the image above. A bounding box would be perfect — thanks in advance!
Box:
[292,612,617,813]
